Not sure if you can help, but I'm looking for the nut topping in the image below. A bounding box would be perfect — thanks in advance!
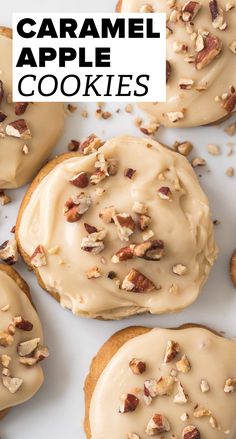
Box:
[230,250,236,287]
[86,266,102,279]
[0,112,7,122]
[63,193,92,222]
[0,332,14,347]
[99,206,116,224]
[200,379,210,393]
[30,245,47,267]
[0,191,11,206]
[176,354,191,373]
[164,340,180,363]
[5,119,32,139]
[14,102,28,116]
[122,269,156,293]
[173,264,187,275]
[84,223,98,234]
[167,111,185,123]
[18,338,40,357]
[182,1,201,21]
[173,382,188,404]
[129,358,146,375]
[111,245,135,263]
[79,134,103,155]
[146,414,170,435]
[0,80,4,104]
[13,316,33,331]
[224,377,236,392]
[138,214,151,231]
[118,393,139,413]
[124,168,136,179]
[182,426,201,439]
[2,376,23,394]
[81,229,106,255]
[195,34,222,70]
[0,238,18,265]
[158,186,172,200]
[127,434,140,439]
[223,93,236,113]
[113,213,135,241]
[134,240,164,261]
[166,60,171,83]
[69,171,89,188]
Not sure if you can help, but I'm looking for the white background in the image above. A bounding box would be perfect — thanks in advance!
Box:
[1,1,236,438]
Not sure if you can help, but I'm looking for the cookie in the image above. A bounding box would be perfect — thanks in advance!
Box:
[116,0,236,127]
[85,325,236,438]
[0,27,65,189]
[0,264,49,418]
[16,135,217,319]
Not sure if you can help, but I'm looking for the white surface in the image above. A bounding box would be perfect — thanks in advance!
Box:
[1,1,236,438]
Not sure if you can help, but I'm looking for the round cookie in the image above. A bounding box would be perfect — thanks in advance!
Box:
[16,135,217,320]
[0,27,65,189]
[85,325,236,439]
[0,264,49,417]
[116,0,236,127]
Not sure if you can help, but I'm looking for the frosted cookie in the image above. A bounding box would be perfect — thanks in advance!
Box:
[0,264,49,418]
[16,135,217,319]
[84,325,236,439]
[0,27,64,189]
[116,0,236,127]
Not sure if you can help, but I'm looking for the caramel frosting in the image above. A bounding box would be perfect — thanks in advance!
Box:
[119,0,236,127]
[17,135,217,319]
[90,327,236,438]
[0,31,65,189]
[0,268,47,412]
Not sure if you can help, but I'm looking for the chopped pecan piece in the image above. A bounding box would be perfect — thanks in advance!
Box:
[18,338,40,357]
[230,250,236,287]
[118,393,139,413]
[129,358,146,375]
[122,269,156,293]
[146,376,175,397]
[176,354,191,373]
[30,245,47,267]
[222,93,236,113]
[174,382,188,404]
[0,238,18,265]
[132,202,148,215]
[138,214,151,231]
[134,240,164,261]
[1,354,11,368]
[195,34,222,70]
[166,60,171,83]
[99,206,116,224]
[182,1,201,21]
[69,171,89,188]
[79,134,103,155]
[14,102,28,116]
[158,186,172,200]
[13,316,33,331]
[0,190,11,206]
[173,264,187,275]
[194,408,211,418]
[19,345,49,366]
[164,340,180,363]
[0,79,4,104]
[124,168,136,179]
[0,112,7,122]
[86,266,101,279]
[113,213,135,241]
[2,376,23,394]
[146,414,170,435]
[63,193,92,222]
[0,332,14,347]
[182,426,201,439]
[200,379,210,393]
[224,377,236,392]
[111,245,135,263]
[6,119,32,139]
[81,229,106,255]
[68,139,80,152]
[84,223,98,234]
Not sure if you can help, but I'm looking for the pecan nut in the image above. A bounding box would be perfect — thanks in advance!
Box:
[118,393,139,413]
[0,238,18,265]
[134,240,164,261]
[122,269,157,293]
[146,414,170,435]
[195,34,222,70]
[182,426,201,439]
[6,119,32,139]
